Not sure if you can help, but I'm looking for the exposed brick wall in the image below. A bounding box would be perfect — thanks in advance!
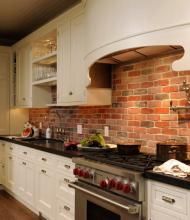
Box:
[29,51,190,155]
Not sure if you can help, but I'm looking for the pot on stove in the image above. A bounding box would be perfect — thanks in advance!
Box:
[156,140,187,162]
[117,144,141,155]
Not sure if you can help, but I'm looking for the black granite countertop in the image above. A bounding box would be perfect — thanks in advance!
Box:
[144,170,190,190]
[0,136,85,158]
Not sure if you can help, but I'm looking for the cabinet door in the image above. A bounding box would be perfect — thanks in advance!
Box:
[16,44,32,107]
[6,155,18,193]
[0,51,10,134]
[69,13,86,103]
[150,208,185,220]
[36,166,56,220]
[57,21,71,103]
[56,198,74,220]
[17,158,35,207]
[57,13,86,105]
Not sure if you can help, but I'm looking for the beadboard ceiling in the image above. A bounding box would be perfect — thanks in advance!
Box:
[0,0,80,46]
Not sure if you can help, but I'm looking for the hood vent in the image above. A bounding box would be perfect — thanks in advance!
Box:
[97,45,183,64]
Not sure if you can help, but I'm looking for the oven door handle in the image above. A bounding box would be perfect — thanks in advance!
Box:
[69,182,139,215]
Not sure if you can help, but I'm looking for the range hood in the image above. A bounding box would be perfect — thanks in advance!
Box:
[96,45,184,65]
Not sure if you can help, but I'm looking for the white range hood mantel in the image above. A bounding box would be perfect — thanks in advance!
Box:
[84,0,190,71]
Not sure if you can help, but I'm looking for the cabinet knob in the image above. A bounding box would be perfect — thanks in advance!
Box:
[22,162,26,165]
[64,205,70,211]
[64,164,70,169]
[41,169,46,174]
[41,157,47,162]
[22,97,26,101]
[9,156,12,160]
[64,178,70,183]
[69,91,73,95]
[23,152,27,155]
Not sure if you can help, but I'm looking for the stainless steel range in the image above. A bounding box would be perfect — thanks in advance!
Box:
[69,152,160,220]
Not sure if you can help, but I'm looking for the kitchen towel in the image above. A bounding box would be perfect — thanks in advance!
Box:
[153,159,190,178]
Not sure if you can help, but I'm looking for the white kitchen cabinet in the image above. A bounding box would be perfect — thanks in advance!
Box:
[56,197,74,220]
[0,48,10,134]
[147,180,189,220]
[0,141,6,185]
[5,154,18,193]
[36,165,56,220]
[57,12,86,105]
[16,44,32,107]
[17,158,35,207]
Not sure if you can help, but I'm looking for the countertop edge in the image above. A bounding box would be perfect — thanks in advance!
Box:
[144,170,190,190]
[0,136,83,158]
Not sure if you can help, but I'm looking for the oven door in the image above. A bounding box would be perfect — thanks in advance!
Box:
[69,181,142,220]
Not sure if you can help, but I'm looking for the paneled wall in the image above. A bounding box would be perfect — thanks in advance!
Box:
[29,51,190,154]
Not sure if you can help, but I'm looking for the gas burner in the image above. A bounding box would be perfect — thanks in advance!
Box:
[83,151,160,172]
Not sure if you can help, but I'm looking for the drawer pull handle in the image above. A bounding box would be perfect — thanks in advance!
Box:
[41,169,46,173]
[64,178,70,183]
[2,143,5,146]
[22,162,26,165]
[9,156,12,160]
[162,196,175,204]
[64,205,70,211]
[23,152,27,155]
[64,164,70,169]
[10,147,13,150]
[41,158,47,162]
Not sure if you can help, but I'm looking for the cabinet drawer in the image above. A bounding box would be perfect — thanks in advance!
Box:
[56,198,74,220]
[57,156,75,176]
[36,151,57,167]
[56,172,75,204]
[6,143,18,155]
[151,182,188,215]
[17,145,35,161]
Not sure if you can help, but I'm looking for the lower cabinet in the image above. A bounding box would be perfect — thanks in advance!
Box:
[6,154,18,193]
[147,180,190,220]
[56,197,74,220]
[36,166,56,220]
[17,158,35,207]
[1,141,75,220]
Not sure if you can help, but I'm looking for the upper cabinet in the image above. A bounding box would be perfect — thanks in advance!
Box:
[0,47,10,134]
[15,44,32,107]
[12,2,111,107]
[31,30,57,107]
[57,12,87,105]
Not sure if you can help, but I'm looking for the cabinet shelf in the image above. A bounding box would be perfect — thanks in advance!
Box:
[32,51,57,64]
[32,76,57,86]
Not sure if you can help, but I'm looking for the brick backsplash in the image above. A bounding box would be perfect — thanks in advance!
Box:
[29,51,190,155]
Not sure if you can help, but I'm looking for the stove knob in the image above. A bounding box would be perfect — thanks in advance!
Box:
[123,183,131,193]
[83,170,90,178]
[79,169,85,177]
[73,168,80,176]
[108,179,117,188]
[100,179,108,188]
[116,181,124,190]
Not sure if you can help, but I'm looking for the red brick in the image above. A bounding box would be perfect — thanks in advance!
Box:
[155,65,170,73]
[162,128,177,135]
[128,71,141,77]
[128,133,140,138]
[179,71,190,76]
[128,83,140,89]
[154,108,169,114]
[171,92,186,99]
[170,77,186,85]
[127,108,141,114]
[141,95,154,101]
[147,128,161,134]
[155,121,169,128]
[161,114,178,121]
[128,121,140,127]
[127,96,141,101]
[141,108,154,114]
[147,115,160,121]
[154,79,169,86]
[162,86,178,93]
[179,128,190,136]
[163,71,178,78]
[141,82,153,88]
